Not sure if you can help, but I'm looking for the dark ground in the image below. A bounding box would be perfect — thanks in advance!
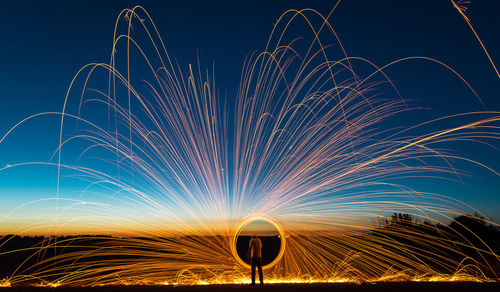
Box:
[2,282,500,292]
[236,235,281,265]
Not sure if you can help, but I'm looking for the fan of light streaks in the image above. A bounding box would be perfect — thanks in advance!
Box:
[0,5,499,287]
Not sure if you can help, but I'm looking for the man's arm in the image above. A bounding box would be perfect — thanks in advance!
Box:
[247,240,253,258]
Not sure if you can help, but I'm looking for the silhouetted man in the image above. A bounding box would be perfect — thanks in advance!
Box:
[247,235,263,286]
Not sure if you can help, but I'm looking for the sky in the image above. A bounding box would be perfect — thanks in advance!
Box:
[0,0,500,234]
[239,220,280,236]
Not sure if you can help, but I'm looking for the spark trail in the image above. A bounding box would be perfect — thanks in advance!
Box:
[451,0,500,78]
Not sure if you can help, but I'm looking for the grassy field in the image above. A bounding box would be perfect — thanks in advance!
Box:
[2,282,500,292]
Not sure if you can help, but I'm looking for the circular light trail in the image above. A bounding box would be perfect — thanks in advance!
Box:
[231,216,286,270]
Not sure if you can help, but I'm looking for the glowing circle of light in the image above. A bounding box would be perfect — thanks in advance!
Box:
[231,216,286,270]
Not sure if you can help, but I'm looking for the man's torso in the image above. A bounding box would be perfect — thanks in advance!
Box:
[249,238,262,258]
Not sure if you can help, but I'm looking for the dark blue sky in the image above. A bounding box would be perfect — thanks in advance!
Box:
[1,0,499,226]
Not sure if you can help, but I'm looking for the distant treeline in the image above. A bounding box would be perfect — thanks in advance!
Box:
[377,212,500,243]
[371,213,500,278]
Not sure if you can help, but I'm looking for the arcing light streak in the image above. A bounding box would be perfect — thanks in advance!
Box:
[0,4,500,287]
[451,0,500,78]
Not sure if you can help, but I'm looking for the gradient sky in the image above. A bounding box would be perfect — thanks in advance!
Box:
[1,0,500,233]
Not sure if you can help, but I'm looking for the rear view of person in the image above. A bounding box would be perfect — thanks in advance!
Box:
[247,235,263,286]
